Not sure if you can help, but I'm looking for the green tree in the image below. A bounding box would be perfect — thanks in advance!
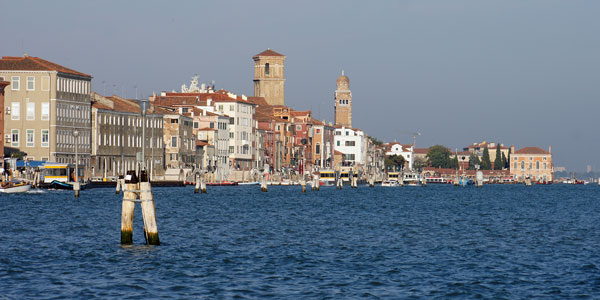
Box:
[494,144,502,170]
[413,157,428,170]
[501,152,507,170]
[506,148,511,169]
[385,155,406,171]
[426,145,452,168]
[480,147,492,170]
[451,156,459,169]
[468,153,481,170]
[368,136,383,147]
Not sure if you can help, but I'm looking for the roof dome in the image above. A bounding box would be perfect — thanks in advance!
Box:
[336,70,349,85]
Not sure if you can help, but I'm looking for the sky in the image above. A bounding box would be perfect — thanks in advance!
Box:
[2,0,599,171]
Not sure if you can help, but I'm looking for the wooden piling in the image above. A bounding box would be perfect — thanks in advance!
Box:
[73,182,81,197]
[194,174,200,193]
[200,174,207,193]
[139,172,160,245]
[301,179,306,193]
[116,175,122,195]
[261,175,268,192]
[121,171,138,244]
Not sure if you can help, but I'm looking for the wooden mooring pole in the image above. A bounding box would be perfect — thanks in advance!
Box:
[194,173,200,194]
[120,170,160,245]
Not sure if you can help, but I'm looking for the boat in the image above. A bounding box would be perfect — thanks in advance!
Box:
[206,181,239,186]
[49,180,87,190]
[536,180,553,185]
[0,180,32,193]
[403,172,420,186]
[425,177,448,184]
[318,170,336,186]
[381,180,399,187]
[238,181,259,186]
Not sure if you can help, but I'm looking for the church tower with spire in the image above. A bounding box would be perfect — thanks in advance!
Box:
[334,71,352,127]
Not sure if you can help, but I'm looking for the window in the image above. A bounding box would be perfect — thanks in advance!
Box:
[316,144,320,154]
[345,141,356,146]
[265,63,270,75]
[11,76,20,90]
[521,161,525,170]
[182,108,188,113]
[210,122,214,129]
[296,125,302,131]
[26,102,35,120]
[194,122,198,129]
[26,129,34,147]
[514,162,518,169]
[229,132,234,139]
[336,141,340,147]
[171,136,177,147]
[11,102,20,120]
[229,146,234,153]
[536,161,540,170]
[543,162,547,169]
[316,129,321,134]
[11,129,19,147]
[345,131,349,136]
[27,76,35,90]
[170,118,178,124]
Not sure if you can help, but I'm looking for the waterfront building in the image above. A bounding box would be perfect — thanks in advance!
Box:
[152,89,257,170]
[449,151,472,170]
[163,113,195,169]
[384,142,414,169]
[91,93,166,179]
[310,119,335,169]
[0,80,8,169]
[0,55,92,165]
[253,49,286,106]
[334,71,352,128]
[510,146,554,182]
[334,126,365,167]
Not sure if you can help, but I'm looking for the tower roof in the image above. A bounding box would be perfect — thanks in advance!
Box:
[253,49,285,59]
[337,70,349,84]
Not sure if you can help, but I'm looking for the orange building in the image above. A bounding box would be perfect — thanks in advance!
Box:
[510,146,553,182]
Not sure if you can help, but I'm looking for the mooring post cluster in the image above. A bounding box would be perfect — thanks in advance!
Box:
[120,170,160,245]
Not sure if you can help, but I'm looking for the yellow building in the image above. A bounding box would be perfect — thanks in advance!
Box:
[253,49,286,106]
[510,146,553,182]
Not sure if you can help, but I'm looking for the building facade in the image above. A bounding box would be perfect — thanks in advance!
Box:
[510,146,554,182]
[334,127,365,167]
[253,49,286,106]
[0,55,92,165]
[164,114,195,169]
[0,80,8,168]
[334,71,352,128]
[91,93,165,179]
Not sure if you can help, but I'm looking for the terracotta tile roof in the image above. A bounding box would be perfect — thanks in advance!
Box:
[196,140,210,147]
[334,150,344,155]
[253,49,285,58]
[246,96,269,106]
[197,127,217,131]
[92,93,168,115]
[0,55,91,77]
[413,148,429,154]
[514,147,550,155]
[156,90,256,106]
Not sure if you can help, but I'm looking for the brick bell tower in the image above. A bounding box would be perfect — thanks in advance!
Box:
[253,49,286,106]
[334,70,352,127]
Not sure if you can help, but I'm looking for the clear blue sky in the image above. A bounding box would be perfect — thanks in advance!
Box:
[2,0,599,171]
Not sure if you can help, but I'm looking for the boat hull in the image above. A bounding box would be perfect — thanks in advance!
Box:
[0,184,32,193]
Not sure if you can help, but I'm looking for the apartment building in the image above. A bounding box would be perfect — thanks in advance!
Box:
[164,113,195,169]
[510,146,554,182]
[334,126,366,167]
[0,55,92,165]
[91,93,166,178]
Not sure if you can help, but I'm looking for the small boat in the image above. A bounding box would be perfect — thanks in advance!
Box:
[206,181,239,186]
[238,181,260,186]
[49,180,87,190]
[381,180,399,187]
[425,177,448,184]
[0,180,32,193]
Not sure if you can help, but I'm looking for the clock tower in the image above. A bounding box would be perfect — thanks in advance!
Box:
[253,49,286,106]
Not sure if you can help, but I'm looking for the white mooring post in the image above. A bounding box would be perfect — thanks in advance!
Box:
[116,175,123,194]
[73,182,81,197]
[200,173,207,194]
[121,171,137,244]
[139,170,159,245]
[301,177,306,193]
[261,174,268,192]
[194,173,200,194]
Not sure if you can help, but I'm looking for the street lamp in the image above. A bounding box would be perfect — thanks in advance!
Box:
[139,98,149,173]
[73,129,79,182]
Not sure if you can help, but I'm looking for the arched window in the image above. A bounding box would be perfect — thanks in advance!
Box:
[265,63,270,75]
[536,161,540,170]
[521,161,525,170]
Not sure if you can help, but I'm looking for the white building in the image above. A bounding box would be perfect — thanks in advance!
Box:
[334,126,365,167]
[384,142,414,169]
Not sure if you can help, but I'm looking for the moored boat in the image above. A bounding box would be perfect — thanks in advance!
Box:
[381,180,399,187]
[206,181,239,186]
[49,180,87,190]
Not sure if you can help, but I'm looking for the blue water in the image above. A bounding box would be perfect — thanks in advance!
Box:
[1,185,600,299]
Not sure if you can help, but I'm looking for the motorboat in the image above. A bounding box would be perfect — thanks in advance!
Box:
[206,181,239,186]
[0,180,32,193]
[49,180,87,190]
[381,180,399,187]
